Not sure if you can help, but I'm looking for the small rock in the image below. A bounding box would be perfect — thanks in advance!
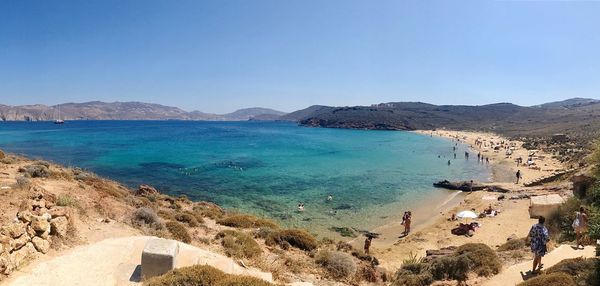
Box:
[26,226,36,238]
[17,211,33,223]
[135,184,160,196]
[49,207,69,218]
[50,217,68,237]
[30,215,50,233]
[0,252,10,274]
[31,199,46,210]
[31,237,50,254]
[1,222,26,239]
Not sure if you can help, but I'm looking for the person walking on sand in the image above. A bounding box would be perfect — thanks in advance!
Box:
[516,170,522,184]
[447,160,451,166]
[526,216,549,274]
[573,207,589,249]
[364,236,372,254]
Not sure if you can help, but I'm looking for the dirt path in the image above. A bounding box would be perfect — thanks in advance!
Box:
[484,245,596,286]
[2,236,272,286]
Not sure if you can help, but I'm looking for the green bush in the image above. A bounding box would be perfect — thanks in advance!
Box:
[166,221,191,243]
[455,243,502,277]
[428,255,470,281]
[315,250,357,279]
[265,229,318,251]
[547,197,581,241]
[133,207,164,230]
[216,230,262,259]
[517,272,576,286]
[392,263,433,286]
[145,264,273,286]
[497,238,527,251]
[217,214,277,229]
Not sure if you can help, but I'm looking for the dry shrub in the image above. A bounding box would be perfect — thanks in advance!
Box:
[145,264,273,286]
[393,243,501,285]
[157,209,176,220]
[360,265,379,282]
[544,257,598,285]
[174,212,201,227]
[517,272,576,286]
[497,238,527,251]
[265,229,318,251]
[217,214,277,229]
[14,177,31,190]
[455,243,501,277]
[56,193,77,207]
[336,241,353,252]
[193,202,225,219]
[132,207,164,230]
[253,227,276,240]
[316,250,357,279]
[18,163,50,178]
[215,230,262,259]
[166,221,191,243]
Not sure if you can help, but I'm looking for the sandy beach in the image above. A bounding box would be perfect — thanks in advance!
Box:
[358,129,569,271]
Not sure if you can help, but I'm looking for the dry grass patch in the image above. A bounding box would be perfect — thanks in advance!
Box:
[265,229,318,251]
[145,264,273,286]
[217,213,277,229]
[215,230,262,259]
[166,221,192,243]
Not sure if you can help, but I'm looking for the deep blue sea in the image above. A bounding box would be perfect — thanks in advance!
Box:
[0,121,490,235]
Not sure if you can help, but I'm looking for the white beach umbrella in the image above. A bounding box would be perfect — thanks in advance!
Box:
[456,210,478,219]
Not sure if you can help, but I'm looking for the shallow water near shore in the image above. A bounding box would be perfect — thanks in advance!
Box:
[0,121,491,236]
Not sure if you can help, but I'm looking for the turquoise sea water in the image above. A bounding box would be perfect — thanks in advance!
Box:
[0,121,490,235]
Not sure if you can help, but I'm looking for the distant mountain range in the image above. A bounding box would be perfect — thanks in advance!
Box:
[3,98,600,140]
[0,101,286,121]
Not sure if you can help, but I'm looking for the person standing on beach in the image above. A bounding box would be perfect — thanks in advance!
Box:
[573,207,588,249]
[403,211,412,235]
[364,236,372,254]
[526,216,549,274]
[516,170,522,184]
[447,160,451,166]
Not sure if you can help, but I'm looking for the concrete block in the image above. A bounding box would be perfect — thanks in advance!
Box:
[141,238,179,280]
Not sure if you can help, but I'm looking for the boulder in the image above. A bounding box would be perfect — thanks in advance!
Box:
[26,226,36,238]
[9,242,36,268]
[10,233,30,250]
[31,215,50,234]
[136,184,160,197]
[2,222,26,239]
[0,149,5,159]
[17,211,33,223]
[50,216,68,237]
[31,237,50,254]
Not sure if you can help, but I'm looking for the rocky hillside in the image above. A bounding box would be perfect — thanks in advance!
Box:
[289,99,600,140]
[0,102,286,122]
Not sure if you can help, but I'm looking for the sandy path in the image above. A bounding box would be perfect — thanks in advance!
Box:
[3,236,272,286]
[485,245,596,286]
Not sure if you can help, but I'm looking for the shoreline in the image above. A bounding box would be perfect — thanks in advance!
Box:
[361,129,567,270]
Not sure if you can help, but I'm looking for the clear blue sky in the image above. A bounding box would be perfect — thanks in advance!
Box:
[1,0,599,113]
